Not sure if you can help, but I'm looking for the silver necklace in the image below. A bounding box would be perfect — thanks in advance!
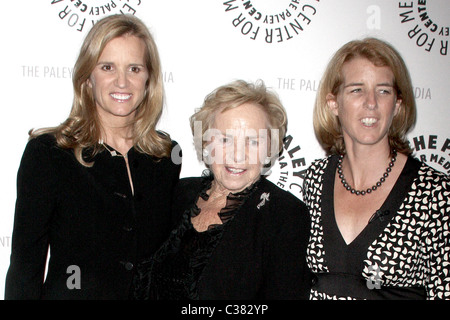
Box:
[337,150,397,196]
[99,139,125,157]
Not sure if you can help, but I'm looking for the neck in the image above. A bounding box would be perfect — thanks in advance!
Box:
[341,144,392,190]
[209,181,231,200]
[344,138,391,164]
[100,125,134,156]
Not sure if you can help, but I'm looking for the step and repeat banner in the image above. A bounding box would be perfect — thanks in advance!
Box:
[0,1,448,298]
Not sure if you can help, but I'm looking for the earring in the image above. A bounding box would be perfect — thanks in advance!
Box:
[202,149,209,158]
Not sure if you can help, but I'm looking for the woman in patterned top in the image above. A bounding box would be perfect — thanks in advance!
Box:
[303,37,449,299]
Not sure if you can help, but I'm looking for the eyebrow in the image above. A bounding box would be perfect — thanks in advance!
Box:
[218,131,260,139]
[96,61,146,67]
[344,82,394,88]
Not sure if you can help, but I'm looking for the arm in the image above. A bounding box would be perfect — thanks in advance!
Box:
[261,199,312,299]
[5,137,57,299]
[425,173,450,299]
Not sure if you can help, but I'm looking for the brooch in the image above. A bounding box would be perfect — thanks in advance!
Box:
[257,192,270,210]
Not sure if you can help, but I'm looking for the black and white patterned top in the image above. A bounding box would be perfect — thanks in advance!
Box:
[303,155,450,300]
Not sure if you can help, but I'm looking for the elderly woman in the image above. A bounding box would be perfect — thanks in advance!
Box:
[304,37,449,299]
[5,15,181,299]
[134,80,312,300]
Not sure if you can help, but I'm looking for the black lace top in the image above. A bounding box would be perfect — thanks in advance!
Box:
[134,174,260,300]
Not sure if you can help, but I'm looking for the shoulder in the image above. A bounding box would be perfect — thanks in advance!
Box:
[257,178,309,222]
[17,134,65,181]
[259,178,305,206]
[303,156,333,191]
[27,133,57,149]
[406,158,449,220]
[156,131,180,149]
[171,139,180,148]
[415,159,450,192]
[176,177,204,190]
[142,135,181,169]
[171,176,205,217]
[246,179,311,244]
[174,176,204,200]
[417,160,449,182]
[306,156,332,173]
[22,133,64,161]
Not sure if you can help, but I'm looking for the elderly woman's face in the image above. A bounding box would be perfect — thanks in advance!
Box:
[206,103,269,194]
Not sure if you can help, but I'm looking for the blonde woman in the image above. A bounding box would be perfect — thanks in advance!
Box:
[5,14,181,299]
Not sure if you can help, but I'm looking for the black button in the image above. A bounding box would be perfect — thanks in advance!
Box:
[311,274,318,286]
[124,262,134,271]
[120,261,135,271]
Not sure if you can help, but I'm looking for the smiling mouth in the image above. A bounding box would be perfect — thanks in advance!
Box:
[226,167,246,174]
[111,93,132,102]
[361,117,377,126]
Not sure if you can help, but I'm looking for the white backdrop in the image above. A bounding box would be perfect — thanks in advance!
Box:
[0,0,448,299]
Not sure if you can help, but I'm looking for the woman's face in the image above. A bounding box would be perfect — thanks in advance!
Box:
[206,103,270,194]
[327,57,402,150]
[88,35,149,126]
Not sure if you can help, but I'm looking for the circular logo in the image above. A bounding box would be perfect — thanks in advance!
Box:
[267,134,308,199]
[222,0,322,44]
[398,0,449,56]
[410,134,450,175]
[50,0,142,32]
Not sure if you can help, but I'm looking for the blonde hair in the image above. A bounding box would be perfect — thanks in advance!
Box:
[313,37,416,155]
[190,79,287,163]
[30,14,171,166]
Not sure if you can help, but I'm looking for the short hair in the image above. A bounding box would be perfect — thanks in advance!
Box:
[31,14,171,166]
[189,79,287,164]
[313,37,416,155]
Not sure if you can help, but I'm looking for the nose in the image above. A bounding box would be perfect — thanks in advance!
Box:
[233,139,246,163]
[365,91,377,110]
[115,70,128,88]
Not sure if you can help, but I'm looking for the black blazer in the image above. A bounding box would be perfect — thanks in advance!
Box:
[5,134,181,299]
[170,177,312,299]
